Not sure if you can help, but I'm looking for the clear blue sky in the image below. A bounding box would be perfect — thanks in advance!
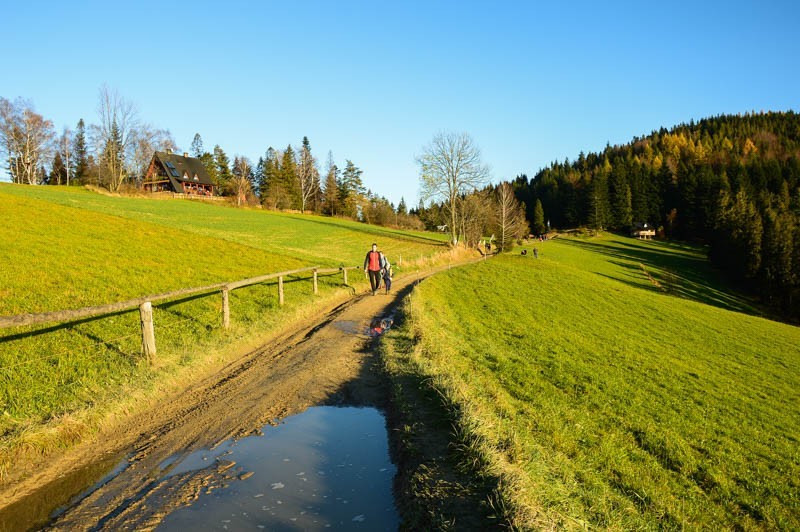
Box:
[2,0,798,205]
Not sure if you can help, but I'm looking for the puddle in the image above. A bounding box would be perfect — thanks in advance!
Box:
[157,406,398,531]
[332,320,364,335]
[0,451,127,532]
[333,315,394,337]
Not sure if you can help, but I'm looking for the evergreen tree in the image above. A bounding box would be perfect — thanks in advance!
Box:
[213,145,232,192]
[49,152,67,185]
[340,160,364,219]
[262,147,281,208]
[72,118,88,184]
[397,197,408,216]
[532,198,546,234]
[322,151,340,216]
[279,145,299,209]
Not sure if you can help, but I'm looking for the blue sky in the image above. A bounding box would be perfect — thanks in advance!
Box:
[2,0,798,205]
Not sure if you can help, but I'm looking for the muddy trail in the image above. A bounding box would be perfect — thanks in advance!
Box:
[0,267,447,531]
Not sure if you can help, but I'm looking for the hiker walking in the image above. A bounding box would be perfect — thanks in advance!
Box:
[364,243,382,296]
[379,251,392,294]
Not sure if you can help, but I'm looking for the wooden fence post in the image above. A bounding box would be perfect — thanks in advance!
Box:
[139,301,156,364]
[278,276,285,306]
[342,267,348,286]
[222,287,230,329]
[313,269,318,295]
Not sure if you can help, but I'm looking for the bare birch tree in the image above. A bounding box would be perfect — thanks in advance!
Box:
[130,125,176,185]
[92,85,139,191]
[59,127,72,186]
[417,131,489,246]
[297,137,319,213]
[0,97,55,184]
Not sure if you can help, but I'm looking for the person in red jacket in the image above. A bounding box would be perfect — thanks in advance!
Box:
[363,243,382,296]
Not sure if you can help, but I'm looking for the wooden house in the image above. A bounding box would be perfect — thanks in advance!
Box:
[143,151,215,196]
[632,222,655,239]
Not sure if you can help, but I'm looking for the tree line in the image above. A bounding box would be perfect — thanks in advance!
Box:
[513,111,800,317]
[0,88,425,230]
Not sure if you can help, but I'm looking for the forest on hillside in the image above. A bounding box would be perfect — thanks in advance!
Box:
[513,111,800,317]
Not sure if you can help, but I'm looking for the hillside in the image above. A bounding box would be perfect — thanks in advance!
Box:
[0,184,447,454]
[382,233,800,528]
[514,111,800,317]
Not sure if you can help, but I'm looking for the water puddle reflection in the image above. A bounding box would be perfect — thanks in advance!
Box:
[157,406,397,531]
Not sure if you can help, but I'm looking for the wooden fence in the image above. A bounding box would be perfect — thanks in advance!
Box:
[0,265,362,364]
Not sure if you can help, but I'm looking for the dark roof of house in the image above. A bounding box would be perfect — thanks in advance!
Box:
[151,151,214,191]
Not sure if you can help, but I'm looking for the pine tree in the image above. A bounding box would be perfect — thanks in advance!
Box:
[279,145,299,209]
[532,198,546,234]
[49,152,67,185]
[397,197,408,216]
[72,118,88,184]
[213,145,232,193]
[340,160,364,219]
[322,151,339,215]
[262,147,281,208]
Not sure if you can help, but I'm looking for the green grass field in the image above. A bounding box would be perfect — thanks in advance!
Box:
[0,184,447,462]
[384,233,800,529]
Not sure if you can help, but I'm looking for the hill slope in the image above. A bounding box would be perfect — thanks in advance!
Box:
[383,233,800,528]
[0,184,446,453]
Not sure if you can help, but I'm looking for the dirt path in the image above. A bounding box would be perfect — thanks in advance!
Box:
[0,267,447,531]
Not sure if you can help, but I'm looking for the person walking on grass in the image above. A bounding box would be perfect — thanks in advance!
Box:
[379,251,392,294]
[364,243,382,296]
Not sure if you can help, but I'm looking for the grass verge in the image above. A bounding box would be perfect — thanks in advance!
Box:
[382,233,800,529]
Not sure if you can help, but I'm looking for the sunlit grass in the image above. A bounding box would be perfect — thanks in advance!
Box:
[0,184,447,463]
[385,233,800,528]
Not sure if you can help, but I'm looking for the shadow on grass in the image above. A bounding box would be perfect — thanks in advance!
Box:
[558,237,762,316]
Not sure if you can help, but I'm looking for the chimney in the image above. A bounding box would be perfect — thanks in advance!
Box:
[183,152,189,158]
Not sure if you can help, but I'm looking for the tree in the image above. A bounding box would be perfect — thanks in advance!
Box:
[280,145,299,209]
[130,125,176,185]
[58,127,72,186]
[213,145,232,192]
[49,152,67,185]
[495,182,529,250]
[297,136,320,213]
[0,97,55,184]
[532,198,546,234]
[72,118,88,184]
[261,147,281,208]
[397,197,408,216]
[93,85,139,191]
[417,131,490,246]
[340,159,364,219]
[190,133,204,158]
[322,151,340,216]
[231,156,253,206]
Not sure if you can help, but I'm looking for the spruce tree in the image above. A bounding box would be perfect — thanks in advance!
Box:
[397,197,408,216]
[49,152,67,185]
[213,145,232,192]
[532,198,546,234]
[322,151,339,215]
[72,118,88,184]
[280,145,299,209]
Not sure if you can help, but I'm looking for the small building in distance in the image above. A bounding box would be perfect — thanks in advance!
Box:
[632,222,655,240]
[143,151,215,196]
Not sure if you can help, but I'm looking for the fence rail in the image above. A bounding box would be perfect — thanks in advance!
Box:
[0,265,363,363]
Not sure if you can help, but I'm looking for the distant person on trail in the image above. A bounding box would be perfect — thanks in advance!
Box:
[364,243,382,296]
[380,251,392,294]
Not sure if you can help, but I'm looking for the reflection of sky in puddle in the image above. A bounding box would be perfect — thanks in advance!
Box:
[332,320,366,335]
[157,407,397,531]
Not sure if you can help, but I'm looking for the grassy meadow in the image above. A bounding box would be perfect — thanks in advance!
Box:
[383,233,800,529]
[0,184,447,471]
